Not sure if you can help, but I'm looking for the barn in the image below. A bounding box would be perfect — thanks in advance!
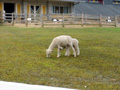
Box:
[0,0,120,17]
[0,0,83,15]
[0,0,120,27]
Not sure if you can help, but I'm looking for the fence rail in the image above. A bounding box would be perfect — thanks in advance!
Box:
[0,12,120,27]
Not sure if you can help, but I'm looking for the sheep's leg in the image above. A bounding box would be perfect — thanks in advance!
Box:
[65,46,70,56]
[77,46,80,56]
[74,44,80,56]
[69,43,76,57]
[57,48,61,57]
[58,44,63,50]
[57,45,62,57]
[65,48,69,56]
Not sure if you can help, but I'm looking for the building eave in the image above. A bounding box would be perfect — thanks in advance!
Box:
[48,0,85,2]
[113,0,120,1]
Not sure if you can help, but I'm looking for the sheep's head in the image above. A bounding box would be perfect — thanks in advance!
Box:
[46,49,53,58]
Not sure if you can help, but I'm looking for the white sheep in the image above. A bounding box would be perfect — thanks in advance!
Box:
[65,38,80,56]
[46,35,76,58]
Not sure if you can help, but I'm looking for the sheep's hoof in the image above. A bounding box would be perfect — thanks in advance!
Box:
[77,53,80,56]
[65,54,67,56]
[74,54,76,57]
[57,56,60,58]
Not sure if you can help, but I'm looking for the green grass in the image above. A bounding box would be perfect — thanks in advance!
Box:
[0,26,120,90]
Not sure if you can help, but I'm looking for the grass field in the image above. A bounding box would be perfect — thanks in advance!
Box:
[0,26,120,90]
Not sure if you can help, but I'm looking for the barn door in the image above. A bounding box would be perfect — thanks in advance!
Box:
[16,3,21,21]
[27,4,30,14]
[36,6,40,14]
[0,2,3,12]
[30,5,40,14]
[41,5,46,20]
[30,5,40,22]
[16,3,21,14]
[0,2,3,22]
[42,5,46,14]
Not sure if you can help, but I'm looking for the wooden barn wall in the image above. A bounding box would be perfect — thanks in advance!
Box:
[48,1,73,14]
[0,0,74,14]
[1,0,22,3]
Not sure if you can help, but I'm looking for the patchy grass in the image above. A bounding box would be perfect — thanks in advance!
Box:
[0,26,120,90]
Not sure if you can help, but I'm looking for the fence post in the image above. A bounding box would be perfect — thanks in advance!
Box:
[99,15,102,27]
[62,14,65,27]
[72,13,75,24]
[3,11,5,23]
[25,13,28,27]
[41,14,44,27]
[85,14,87,22]
[115,16,118,27]
[12,13,14,26]
[81,13,84,27]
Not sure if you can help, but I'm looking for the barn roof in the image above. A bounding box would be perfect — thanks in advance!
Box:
[113,0,120,1]
[75,3,120,16]
[48,0,86,2]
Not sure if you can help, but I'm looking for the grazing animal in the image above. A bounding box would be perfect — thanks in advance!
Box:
[46,35,76,58]
[65,38,80,56]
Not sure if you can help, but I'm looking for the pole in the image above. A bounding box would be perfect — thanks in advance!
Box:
[99,14,102,27]
[81,13,84,27]
[41,14,44,27]
[62,14,65,27]
[25,13,28,27]
[115,16,118,27]
[12,13,14,26]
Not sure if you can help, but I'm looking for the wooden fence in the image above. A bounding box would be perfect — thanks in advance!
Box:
[0,12,120,27]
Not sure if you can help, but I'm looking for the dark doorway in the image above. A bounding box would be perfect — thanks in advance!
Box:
[4,3,15,13]
[4,3,15,22]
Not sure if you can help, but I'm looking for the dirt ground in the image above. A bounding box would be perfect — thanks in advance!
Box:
[1,23,119,28]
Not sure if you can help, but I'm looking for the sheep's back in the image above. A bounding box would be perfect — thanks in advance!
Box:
[72,38,79,44]
[53,35,72,47]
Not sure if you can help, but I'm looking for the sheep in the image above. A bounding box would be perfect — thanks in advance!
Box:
[46,35,76,58]
[65,38,80,56]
